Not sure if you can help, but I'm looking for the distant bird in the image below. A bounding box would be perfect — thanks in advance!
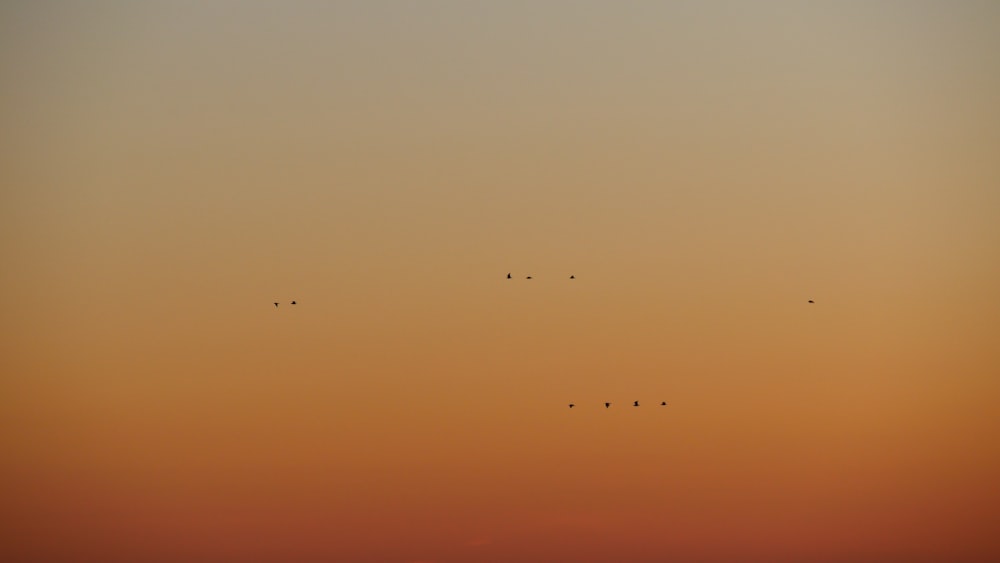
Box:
[605,402,611,408]
[661,401,667,406]
[808,299,814,303]
[273,302,279,308]
[507,273,511,279]
[633,401,640,407]
[569,403,575,408]
[526,276,533,279]
[569,275,575,279]
[291,300,297,305]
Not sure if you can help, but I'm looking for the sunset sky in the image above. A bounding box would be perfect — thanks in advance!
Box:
[2,1,999,561]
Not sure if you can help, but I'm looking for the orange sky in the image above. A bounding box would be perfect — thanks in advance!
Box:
[2,1,999,561]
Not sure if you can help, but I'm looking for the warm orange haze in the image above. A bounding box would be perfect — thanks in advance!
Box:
[2,1,999,561]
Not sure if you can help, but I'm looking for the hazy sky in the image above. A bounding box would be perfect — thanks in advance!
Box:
[2,2,999,561]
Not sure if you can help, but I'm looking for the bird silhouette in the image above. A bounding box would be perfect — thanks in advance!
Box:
[526,276,533,279]
[291,301,297,305]
[605,402,611,408]
[633,401,640,407]
[273,302,279,308]
[661,401,667,406]
[569,403,575,408]
[570,275,575,279]
[507,273,511,279]
[808,299,814,303]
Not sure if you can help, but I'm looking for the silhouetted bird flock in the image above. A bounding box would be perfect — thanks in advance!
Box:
[271,275,818,412]
[570,401,668,409]
[508,272,574,280]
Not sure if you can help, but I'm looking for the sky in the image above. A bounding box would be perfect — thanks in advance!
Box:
[2,1,999,561]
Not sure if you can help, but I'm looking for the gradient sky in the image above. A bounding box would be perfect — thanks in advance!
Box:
[2,1,999,561]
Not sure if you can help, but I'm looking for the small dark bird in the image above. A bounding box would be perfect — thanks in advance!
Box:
[570,275,575,279]
[569,403,575,408]
[273,302,279,308]
[507,273,511,279]
[605,402,611,408]
[526,276,533,279]
[661,401,667,406]
[633,401,640,407]
[808,299,814,303]
[291,301,297,305]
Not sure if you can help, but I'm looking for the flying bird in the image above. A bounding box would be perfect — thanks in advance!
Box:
[605,402,611,408]
[526,276,533,279]
[633,401,640,407]
[569,403,575,408]
[661,401,667,406]
[291,301,297,305]
[569,275,575,279]
[808,299,814,303]
[273,302,279,308]
[507,273,511,279]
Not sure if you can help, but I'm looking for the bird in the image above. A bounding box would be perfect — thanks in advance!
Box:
[808,299,814,303]
[291,300,297,305]
[526,276,533,279]
[660,401,667,406]
[569,275,575,279]
[633,401,640,407]
[569,403,575,408]
[605,402,611,408]
[507,273,511,279]
[273,302,279,308]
